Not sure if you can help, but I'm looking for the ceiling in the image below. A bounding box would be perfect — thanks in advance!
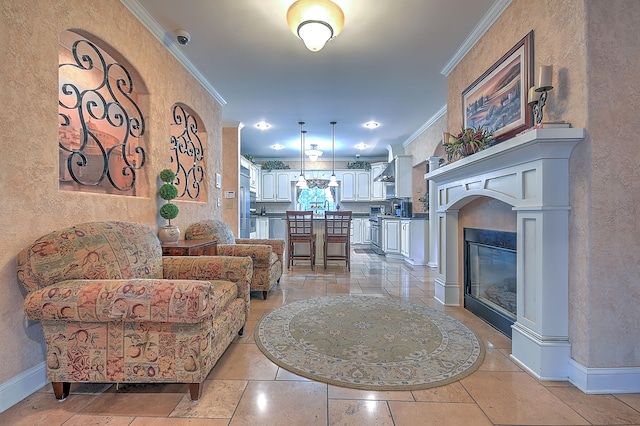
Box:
[127,0,501,161]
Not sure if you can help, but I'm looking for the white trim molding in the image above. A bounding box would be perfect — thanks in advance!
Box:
[440,0,513,77]
[120,0,227,106]
[568,360,640,394]
[0,362,47,413]
[403,105,447,148]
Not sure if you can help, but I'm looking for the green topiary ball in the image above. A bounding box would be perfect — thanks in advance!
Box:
[159,168,176,183]
[159,183,178,201]
[159,203,179,220]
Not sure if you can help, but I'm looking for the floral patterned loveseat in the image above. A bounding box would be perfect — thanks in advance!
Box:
[16,221,252,402]
[185,219,283,299]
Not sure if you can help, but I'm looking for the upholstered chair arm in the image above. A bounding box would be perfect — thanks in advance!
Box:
[24,279,220,323]
[162,255,252,318]
[216,244,274,268]
[236,239,285,257]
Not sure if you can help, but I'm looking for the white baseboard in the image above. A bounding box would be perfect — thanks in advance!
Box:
[0,362,47,413]
[568,359,640,394]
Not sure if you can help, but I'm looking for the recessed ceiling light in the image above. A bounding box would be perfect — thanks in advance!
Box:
[355,143,368,150]
[364,121,379,129]
[256,121,270,130]
[270,144,284,150]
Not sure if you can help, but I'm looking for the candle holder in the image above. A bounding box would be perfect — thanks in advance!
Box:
[529,86,553,125]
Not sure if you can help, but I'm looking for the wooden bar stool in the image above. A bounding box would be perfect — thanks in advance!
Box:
[323,211,352,270]
[286,210,316,270]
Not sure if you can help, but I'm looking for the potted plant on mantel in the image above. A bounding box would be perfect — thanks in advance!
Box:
[158,168,180,243]
[443,125,493,163]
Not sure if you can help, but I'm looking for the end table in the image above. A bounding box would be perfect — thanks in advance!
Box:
[161,240,217,257]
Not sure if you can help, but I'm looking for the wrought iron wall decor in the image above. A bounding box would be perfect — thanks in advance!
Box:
[169,104,205,200]
[58,38,146,193]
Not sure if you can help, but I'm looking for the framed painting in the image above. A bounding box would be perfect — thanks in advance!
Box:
[462,30,533,141]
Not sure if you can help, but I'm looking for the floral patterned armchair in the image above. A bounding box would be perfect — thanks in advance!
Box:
[16,221,252,402]
[185,219,283,299]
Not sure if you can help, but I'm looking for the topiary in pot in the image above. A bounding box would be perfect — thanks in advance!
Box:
[158,168,180,242]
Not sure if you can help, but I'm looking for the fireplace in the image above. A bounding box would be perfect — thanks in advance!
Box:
[464,228,517,338]
[424,127,585,381]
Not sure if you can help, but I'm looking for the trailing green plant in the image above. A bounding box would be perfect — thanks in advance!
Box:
[262,160,290,171]
[346,160,371,170]
[242,154,256,164]
[158,168,179,224]
[443,125,493,162]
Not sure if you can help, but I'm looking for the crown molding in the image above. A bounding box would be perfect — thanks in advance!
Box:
[120,0,227,106]
[403,104,447,148]
[440,0,513,77]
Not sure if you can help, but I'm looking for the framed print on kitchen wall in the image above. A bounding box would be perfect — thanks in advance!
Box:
[462,30,533,142]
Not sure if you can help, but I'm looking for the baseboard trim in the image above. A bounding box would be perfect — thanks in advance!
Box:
[568,359,640,394]
[0,362,47,413]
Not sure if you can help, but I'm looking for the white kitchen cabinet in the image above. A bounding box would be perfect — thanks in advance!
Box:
[370,162,386,201]
[400,220,411,257]
[363,219,371,244]
[351,218,363,244]
[251,164,261,197]
[403,219,429,265]
[382,218,401,254]
[256,217,269,239]
[341,170,371,201]
[260,171,291,202]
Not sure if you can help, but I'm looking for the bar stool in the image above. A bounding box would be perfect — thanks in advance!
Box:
[323,211,352,270]
[286,210,316,270]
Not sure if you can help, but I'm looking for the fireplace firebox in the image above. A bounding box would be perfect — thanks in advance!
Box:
[464,228,517,338]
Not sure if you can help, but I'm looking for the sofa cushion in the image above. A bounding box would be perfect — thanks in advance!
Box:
[185,219,236,244]
[17,221,163,293]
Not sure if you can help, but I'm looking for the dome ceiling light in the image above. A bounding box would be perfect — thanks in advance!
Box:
[305,143,323,161]
[286,0,345,52]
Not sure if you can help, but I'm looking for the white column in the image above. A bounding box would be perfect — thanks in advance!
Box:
[510,208,571,380]
[426,156,441,268]
[434,209,460,305]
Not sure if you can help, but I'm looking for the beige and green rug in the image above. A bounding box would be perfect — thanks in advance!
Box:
[254,296,484,390]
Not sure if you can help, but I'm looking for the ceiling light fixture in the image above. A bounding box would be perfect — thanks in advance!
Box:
[305,143,323,161]
[256,121,270,130]
[270,144,284,150]
[355,143,368,150]
[328,121,338,187]
[364,121,379,129]
[286,0,345,52]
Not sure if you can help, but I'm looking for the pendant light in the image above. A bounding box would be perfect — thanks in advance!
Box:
[328,121,338,186]
[296,122,308,189]
[300,130,308,188]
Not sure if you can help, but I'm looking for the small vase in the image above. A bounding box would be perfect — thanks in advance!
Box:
[158,224,180,243]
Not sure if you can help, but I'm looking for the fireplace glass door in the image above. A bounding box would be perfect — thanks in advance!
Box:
[464,228,517,337]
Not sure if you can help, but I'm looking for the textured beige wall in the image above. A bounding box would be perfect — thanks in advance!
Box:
[222,126,240,235]
[1,0,223,383]
[579,0,640,367]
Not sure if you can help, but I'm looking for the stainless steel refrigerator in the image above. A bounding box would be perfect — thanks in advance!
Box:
[239,166,251,238]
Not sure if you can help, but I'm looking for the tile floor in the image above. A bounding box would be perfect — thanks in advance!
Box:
[2,251,640,425]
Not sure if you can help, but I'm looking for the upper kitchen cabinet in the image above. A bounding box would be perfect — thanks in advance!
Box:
[341,170,371,201]
[370,162,386,201]
[261,171,292,202]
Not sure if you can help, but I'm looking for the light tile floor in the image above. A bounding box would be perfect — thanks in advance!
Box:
[2,251,640,425]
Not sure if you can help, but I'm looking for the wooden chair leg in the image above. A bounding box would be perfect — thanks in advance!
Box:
[189,383,202,401]
[52,382,70,401]
[238,325,245,336]
[262,290,268,300]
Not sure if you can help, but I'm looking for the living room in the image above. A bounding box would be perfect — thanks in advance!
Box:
[1,0,639,423]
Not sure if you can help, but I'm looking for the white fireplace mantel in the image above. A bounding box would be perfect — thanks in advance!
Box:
[424,127,586,381]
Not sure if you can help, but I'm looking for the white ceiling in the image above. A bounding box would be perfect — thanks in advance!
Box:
[126,0,503,161]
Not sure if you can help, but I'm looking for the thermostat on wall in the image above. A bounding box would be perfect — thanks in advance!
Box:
[224,191,236,198]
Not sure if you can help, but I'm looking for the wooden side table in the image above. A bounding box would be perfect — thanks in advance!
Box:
[161,240,217,256]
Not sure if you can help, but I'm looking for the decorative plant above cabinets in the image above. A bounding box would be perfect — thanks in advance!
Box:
[262,160,290,171]
[346,161,371,170]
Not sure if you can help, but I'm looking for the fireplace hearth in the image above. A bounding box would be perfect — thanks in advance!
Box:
[464,228,517,337]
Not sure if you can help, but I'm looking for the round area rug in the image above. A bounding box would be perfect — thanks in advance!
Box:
[254,296,484,390]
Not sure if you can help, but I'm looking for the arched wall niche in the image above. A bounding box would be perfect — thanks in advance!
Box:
[58,29,149,196]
